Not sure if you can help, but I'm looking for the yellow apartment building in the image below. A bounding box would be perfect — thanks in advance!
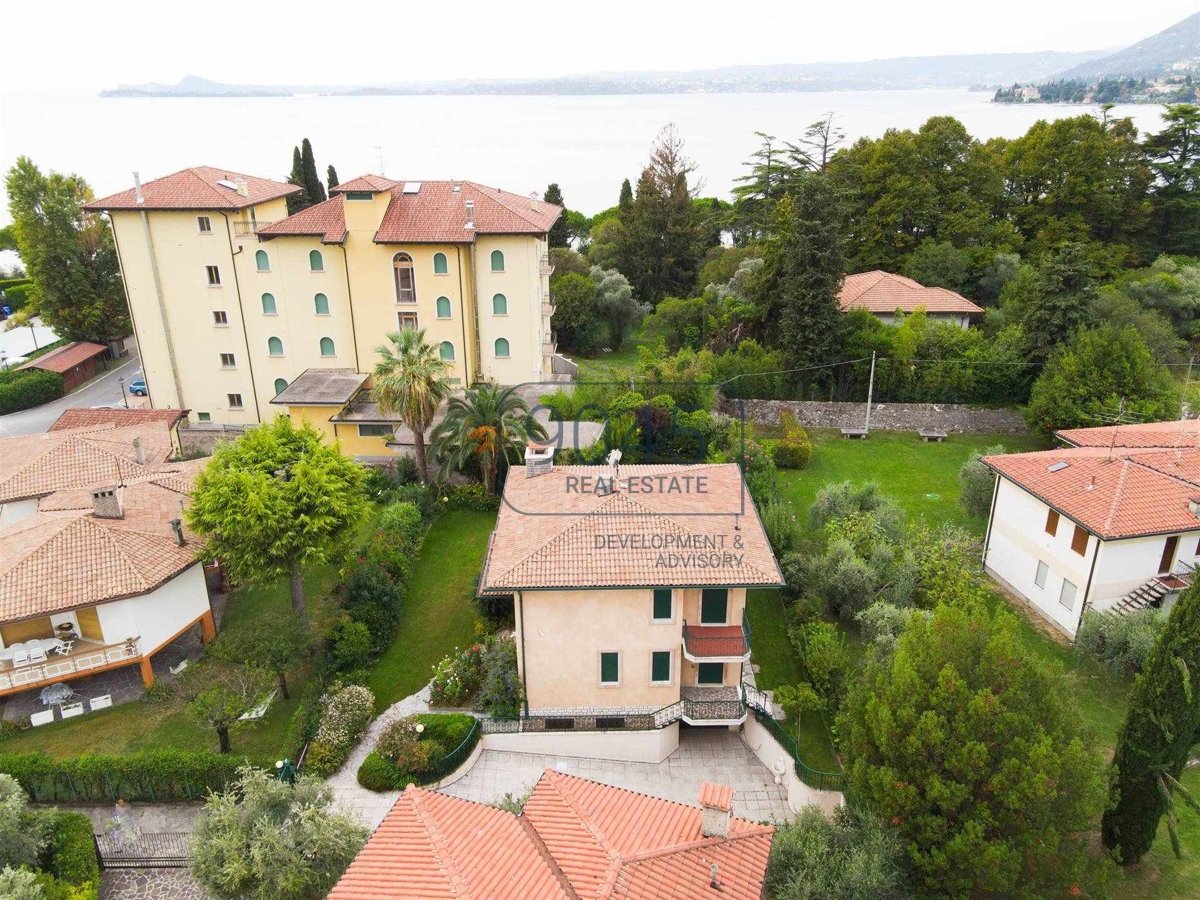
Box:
[87,168,561,451]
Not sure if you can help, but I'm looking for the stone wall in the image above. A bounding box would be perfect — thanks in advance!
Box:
[718,397,1028,434]
[177,424,250,457]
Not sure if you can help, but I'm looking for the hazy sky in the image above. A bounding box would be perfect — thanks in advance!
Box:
[1,0,1195,90]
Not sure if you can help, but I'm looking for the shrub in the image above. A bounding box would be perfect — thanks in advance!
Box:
[43,812,99,893]
[342,563,403,654]
[778,552,807,602]
[2,281,34,310]
[0,868,40,900]
[0,369,64,415]
[442,483,501,512]
[0,774,50,871]
[475,636,522,717]
[788,620,850,707]
[957,445,1003,519]
[809,481,904,538]
[356,714,478,792]
[761,502,801,557]
[475,589,514,627]
[304,684,375,778]
[856,601,928,654]
[429,644,485,707]
[1075,608,1165,675]
[772,412,813,469]
[361,501,424,583]
[0,751,243,803]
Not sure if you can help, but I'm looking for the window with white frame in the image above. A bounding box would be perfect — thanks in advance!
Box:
[1059,578,1078,610]
[219,352,236,368]
[197,412,211,422]
[197,216,212,233]
[212,310,228,326]
[650,650,672,685]
[1034,560,1049,589]
[227,393,244,409]
[206,265,221,286]
[599,651,619,686]
[358,424,393,438]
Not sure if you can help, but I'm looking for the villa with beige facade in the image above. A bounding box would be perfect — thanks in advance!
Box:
[478,448,783,746]
[86,168,562,456]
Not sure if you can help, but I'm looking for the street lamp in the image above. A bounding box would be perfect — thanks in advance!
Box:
[28,321,37,351]
[0,350,7,371]
[118,377,129,408]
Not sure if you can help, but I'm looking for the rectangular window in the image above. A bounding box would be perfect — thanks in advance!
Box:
[1071,525,1088,556]
[1034,560,1049,589]
[344,191,373,201]
[1195,536,1200,556]
[700,589,728,624]
[212,310,228,326]
[227,393,243,410]
[219,353,236,368]
[197,216,212,233]
[651,651,671,684]
[197,412,211,423]
[652,589,672,621]
[599,651,619,685]
[205,265,221,286]
[1059,578,1078,610]
[397,312,419,331]
[697,662,724,685]
[1045,509,1059,536]
[357,424,393,438]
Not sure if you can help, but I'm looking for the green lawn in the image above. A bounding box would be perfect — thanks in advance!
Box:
[1117,767,1200,899]
[366,509,496,711]
[573,342,644,383]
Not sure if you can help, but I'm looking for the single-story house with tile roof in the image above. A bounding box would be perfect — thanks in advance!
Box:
[17,341,109,391]
[329,770,773,899]
[478,447,782,744]
[50,407,190,456]
[839,270,983,329]
[0,422,214,698]
[982,420,1200,637]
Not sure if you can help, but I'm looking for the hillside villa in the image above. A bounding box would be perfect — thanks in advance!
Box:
[839,270,983,328]
[85,168,564,454]
[330,770,773,899]
[477,447,782,751]
[982,419,1200,638]
[0,409,213,707]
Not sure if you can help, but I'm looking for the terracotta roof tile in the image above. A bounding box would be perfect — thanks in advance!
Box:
[839,270,983,315]
[50,408,188,432]
[1056,419,1200,449]
[85,167,298,211]
[257,196,348,243]
[480,463,783,593]
[17,342,108,374]
[330,174,400,193]
[373,180,561,243]
[699,782,734,812]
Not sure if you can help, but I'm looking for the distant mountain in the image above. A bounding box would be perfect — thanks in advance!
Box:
[101,49,1110,99]
[1053,12,1199,80]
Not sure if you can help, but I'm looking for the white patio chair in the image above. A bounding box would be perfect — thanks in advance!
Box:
[27,645,47,664]
[29,710,54,727]
[54,640,73,656]
[60,702,84,719]
[89,694,112,711]
[11,646,29,666]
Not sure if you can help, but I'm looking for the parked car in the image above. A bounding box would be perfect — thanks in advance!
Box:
[128,378,147,396]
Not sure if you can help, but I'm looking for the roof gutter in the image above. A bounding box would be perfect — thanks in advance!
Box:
[517,590,529,717]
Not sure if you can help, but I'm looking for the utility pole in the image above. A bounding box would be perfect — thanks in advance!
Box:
[1183,355,1194,419]
[863,351,877,434]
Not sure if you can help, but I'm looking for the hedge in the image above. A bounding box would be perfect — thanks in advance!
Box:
[0,369,64,415]
[357,714,478,792]
[0,281,33,310]
[43,811,100,894]
[0,750,245,802]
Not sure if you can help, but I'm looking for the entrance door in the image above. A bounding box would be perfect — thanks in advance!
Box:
[1160,535,1180,575]
[697,662,724,685]
[700,589,728,624]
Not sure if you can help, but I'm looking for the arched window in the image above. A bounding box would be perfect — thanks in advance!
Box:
[309,249,324,272]
[267,336,284,356]
[255,249,269,272]
[433,252,448,275]
[261,293,277,315]
[439,341,455,361]
[436,296,452,318]
[393,252,415,303]
[492,293,507,315]
[319,337,336,357]
[273,378,288,396]
[314,293,330,315]
[490,249,504,272]
[494,337,510,358]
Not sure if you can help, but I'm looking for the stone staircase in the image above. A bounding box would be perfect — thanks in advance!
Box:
[1109,577,1173,617]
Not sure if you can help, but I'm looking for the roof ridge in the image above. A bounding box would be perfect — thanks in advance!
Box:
[463,180,551,230]
[537,771,627,894]
[1102,456,1133,536]
[515,811,581,899]
[405,789,473,896]
[618,827,774,866]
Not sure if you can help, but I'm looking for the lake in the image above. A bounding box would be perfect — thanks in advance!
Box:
[0,88,1171,223]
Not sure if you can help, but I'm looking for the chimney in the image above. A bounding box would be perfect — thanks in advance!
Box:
[91,486,123,520]
[464,199,475,230]
[133,436,145,466]
[133,172,144,205]
[525,440,554,478]
[698,783,732,838]
[234,177,248,198]
[169,518,186,547]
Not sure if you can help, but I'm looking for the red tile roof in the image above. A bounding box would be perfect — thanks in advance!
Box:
[85,167,298,211]
[684,624,749,657]
[329,770,773,900]
[330,174,400,194]
[984,445,1200,539]
[257,197,348,243]
[50,408,188,432]
[839,270,983,316]
[699,781,734,812]
[1056,419,1200,449]
[17,342,108,374]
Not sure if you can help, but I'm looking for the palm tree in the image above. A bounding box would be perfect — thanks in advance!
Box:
[430,383,547,494]
[373,329,451,483]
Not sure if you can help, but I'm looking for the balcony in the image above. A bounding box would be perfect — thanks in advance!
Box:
[0,638,142,697]
[541,333,557,356]
[540,254,555,277]
[230,221,277,239]
[542,300,556,317]
[682,615,750,663]
[680,686,747,725]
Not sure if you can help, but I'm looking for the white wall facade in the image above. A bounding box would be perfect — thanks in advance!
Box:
[92,563,209,651]
[1090,531,1200,611]
[481,722,680,763]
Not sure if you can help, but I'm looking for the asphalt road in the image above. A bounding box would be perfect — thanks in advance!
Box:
[0,348,143,437]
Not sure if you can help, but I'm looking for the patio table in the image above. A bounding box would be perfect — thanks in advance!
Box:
[1,638,64,661]
[39,683,74,706]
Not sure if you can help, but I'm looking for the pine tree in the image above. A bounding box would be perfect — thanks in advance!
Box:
[326,164,340,193]
[1017,242,1097,363]
[544,183,569,248]
[301,139,326,205]
[1102,581,1200,863]
[749,182,846,389]
[618,178,633,213]
[286,146,309,215]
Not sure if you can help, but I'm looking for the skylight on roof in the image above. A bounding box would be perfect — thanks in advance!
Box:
[1048,461,1069,473]
[216,179,238,190]
[402,182,421,194]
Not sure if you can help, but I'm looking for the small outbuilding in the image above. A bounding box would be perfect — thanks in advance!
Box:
[18,341,109,391]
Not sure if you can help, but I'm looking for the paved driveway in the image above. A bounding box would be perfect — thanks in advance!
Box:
[0,347,141,436]
[441,726,790,823]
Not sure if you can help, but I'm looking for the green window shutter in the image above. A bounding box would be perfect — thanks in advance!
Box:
[651,651,671,683]
[697,662,724,685]
[700,589,728,624]
[433,252,448,274]
[652,589,672,620]
[600,652,619,684]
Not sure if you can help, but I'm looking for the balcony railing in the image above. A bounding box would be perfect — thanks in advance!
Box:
[681,686,747,723]
[542,301,556,317]
[682,614,750,662]
[541,333,557,356]
[231,221,277,238]
[540,255,555,276]
[0,638,142,693]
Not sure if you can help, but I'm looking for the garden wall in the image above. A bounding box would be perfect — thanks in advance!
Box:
[481,722,679,763]
[740,714,842,816]
[718,397,1028,434]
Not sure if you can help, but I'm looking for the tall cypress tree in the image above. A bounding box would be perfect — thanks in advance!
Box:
[618,178,633,213]
[301,139,326,204]
[1103,582,1200,863]
[543,183,569,248]
[326,165,340,193]
[286,146,309,215]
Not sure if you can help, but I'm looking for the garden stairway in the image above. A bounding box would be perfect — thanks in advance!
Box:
[1109,577,1172,617]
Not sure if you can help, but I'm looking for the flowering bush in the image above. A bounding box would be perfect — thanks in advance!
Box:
[429,644,484,707]
[304,684,375,777]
